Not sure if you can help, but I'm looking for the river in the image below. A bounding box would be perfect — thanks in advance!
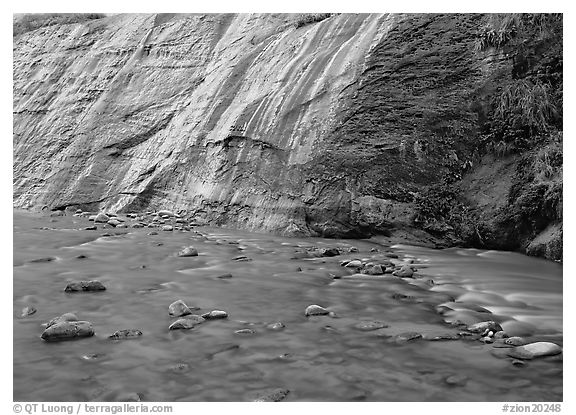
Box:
[13,210,562,402]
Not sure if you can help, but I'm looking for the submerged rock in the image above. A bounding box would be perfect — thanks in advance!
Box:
[201,310,228,320]
[168,316,205,330]
[253,388,290,402]
[393,332,422,343]
[109,329,143,340]
[215,273,233,279]
[392,265,414,278]
[233,255,252,262]
[353,320,388,331]
[344,260,363,268]
[161,225,173,231]
[157,210,175,217]
[41,321,94,342]
[177,247,198,257]
[94,213,110,223]
[362,264,384,275]
[265,322,285,331]
[466,321,503,334]
[445,374,468,386]
[235,328,257,335]
[65,280,106,292]
[304,304,330,316]
[505,342,562,360]
[168,300,193,317]
[21,306,37,317]
[107,219,121,227]
[320,247,340,257]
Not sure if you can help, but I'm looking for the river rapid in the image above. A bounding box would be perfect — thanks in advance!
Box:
[13,210,562,402]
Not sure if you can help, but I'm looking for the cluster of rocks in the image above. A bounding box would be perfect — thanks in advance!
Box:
[339,258,417,277]
[168,299,228,330]
[63,208,204,232]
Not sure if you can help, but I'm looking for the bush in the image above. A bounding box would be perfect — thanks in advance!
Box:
[293,13,333,29]
[13,13,106,37]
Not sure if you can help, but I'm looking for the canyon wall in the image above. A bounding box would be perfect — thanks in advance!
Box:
[13,13,562,258]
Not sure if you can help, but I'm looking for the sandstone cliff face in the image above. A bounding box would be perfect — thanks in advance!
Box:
[15,14,555,245]
[14,13,398,235]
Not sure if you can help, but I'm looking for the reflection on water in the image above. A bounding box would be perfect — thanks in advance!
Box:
[13,211,562,401]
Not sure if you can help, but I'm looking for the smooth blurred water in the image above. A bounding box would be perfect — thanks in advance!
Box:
[13,211,562,401]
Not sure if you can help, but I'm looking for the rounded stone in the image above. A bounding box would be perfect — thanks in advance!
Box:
[168,316,205,330]
[505,342,563,360]
[392,265,414,278]
[168,300,192,317]
[41,321,94,342]
[344,260,363,268]
[201,310,228,320]
[46,312,79,328]
[304,304,330,316]
[94,213,110,223]
[177,247,198,257]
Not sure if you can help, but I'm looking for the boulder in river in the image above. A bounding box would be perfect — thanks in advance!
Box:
[65,280,106,292]
[168,300,194,317]
[41,321,94,342]
[109,329,143,340]
[253,388,290,402]
[305,304,330,316]
[363,264,384,275]
[94,213,110,223]
[84,226,97,231]
[505,342,562,360]
[344,260,363,268]
[157,210,175,217]
[107,219,121,227]
[201,310,228,320]
[169,316,205,330]
[177,247,198,257]
[392,265,414,278]
[320,247,340,257]
[467,321,503,334]
[162,225,173,231]
[46,312,79,328]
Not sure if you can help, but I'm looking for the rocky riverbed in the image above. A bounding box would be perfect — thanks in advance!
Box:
[13,209,562,401]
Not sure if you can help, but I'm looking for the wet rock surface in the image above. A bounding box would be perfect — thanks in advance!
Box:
[65,280,106,292]
[304,305,330,316]
[41,321,94,342]
[168,316,205,330]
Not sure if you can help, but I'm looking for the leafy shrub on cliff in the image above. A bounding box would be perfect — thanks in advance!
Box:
[412,183,482,243]
[293,13,333,28]
[476,13,562,154]
[482,79,559,153]
[13,13,106,37]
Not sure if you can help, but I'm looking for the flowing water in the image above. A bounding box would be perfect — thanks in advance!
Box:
[13,210,563,402]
